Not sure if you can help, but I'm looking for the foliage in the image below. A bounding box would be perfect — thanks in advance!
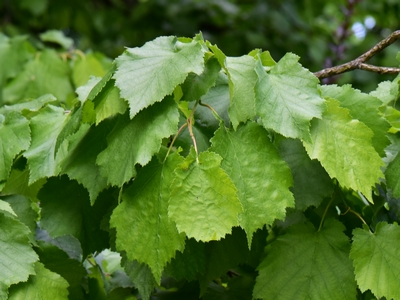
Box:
[1,28,400,300]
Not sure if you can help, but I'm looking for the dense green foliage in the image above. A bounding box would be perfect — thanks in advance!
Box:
[1,27,400,299]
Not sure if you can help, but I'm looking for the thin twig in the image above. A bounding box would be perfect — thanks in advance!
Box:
[314,30,400,79]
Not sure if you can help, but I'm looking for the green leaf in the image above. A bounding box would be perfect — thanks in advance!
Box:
[181,57,220,101]
[0,111,30,182]
[278,138,333,210]
[111,152,186,282]
[38,176,111,256]
[210,122,294,245]
[350,222,400,300]
[255,53,325,141]
[253,219,356,300]
[123,258,157,300]
[320,84,390,156]
[60,120,112,204]
[72,52,107,87]
[36,241,87,299]
[169,149,242,241]
[226,55,257,129]
[3,49,74,104]
[0,210,38,299]
[114,36,204,118]
[386,152,400,197]
[76,76,102,102]
[303,98,384,200]
[97,97,179,187]
[8,262,69,300]
[39,30,74,49]
[23,105,68,184]
[0,94,56,115]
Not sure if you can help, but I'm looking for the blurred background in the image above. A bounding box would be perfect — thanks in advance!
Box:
[1,0,400,91]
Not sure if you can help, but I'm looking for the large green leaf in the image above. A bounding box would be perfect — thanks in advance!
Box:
[320,84,390,156]
[111,152,186,282]
[23,105,68,184]
[8,262,69,300]
[97,97,179,187]
[0,111,30,182]
[169,149,242,241]
[3,49,74,104]
[350,222,400,300]
[278,138,333,210]
[303,98,384,200]
[253,219,356,299]
[38,176,111,256]
[114,36,204,118]
[210,122,294,245]
[0,209,38,299]
[226,55,257,129]
[255,53,325,141]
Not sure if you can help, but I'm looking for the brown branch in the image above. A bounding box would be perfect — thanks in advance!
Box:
[314,30,400,79]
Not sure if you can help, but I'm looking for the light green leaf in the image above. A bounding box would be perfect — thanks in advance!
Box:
[3,49,74,104]
[97,97,179,187]
[278,138,333,210]
[303,98,384,201]
[0,199,17,216]
[8,262,69,300]
[169,149,242,241]
[0,210,38,299]
[23,105,68,184]
[253,219,356,300]
[320,84,390,156]
[0,94,56,115]
[226,55,257,129]
[350,222,400,300]
[210,122,294,245]
[40,30,74,50]
[38,176,111,256]
[72,52,107,87]
[370,79,399,105]
[386,152,400,197]
[111,152,186,282]
[181,57,220,101]
[3,194,38,236]
[255,53,325,141]
[76,76,102,102]
[0,111,30,182]
[114,36,204,118]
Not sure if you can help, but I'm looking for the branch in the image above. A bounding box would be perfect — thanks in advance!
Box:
[314,30,400,79]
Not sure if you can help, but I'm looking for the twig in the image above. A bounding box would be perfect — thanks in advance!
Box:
[314,30,400,79]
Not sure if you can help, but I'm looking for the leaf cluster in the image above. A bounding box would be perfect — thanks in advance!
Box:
[1,31,400,299]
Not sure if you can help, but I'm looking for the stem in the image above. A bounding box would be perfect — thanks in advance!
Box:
[199,100,224,123]
[315,30,400,79]
[164,122,188,162]
[188,101,200,162]
[342,207,373,233]
[318,196,335,232]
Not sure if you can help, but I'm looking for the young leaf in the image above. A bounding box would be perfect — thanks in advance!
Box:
[225,55,257,129]
[210,122,294,245]
[253,219,356,300]
[320,84,390,156]
[350,222,400,300]
[96,97,179,187]
[110,152,186,282]
[303,98,384,201]
[0,111,30,182]
[114,36,204,118]
[8,262,69,300]
[23,105,68,184]
[169,149,242,241]
[278,138,333,210]
[255,53,325,141]
[0,209,38,299]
